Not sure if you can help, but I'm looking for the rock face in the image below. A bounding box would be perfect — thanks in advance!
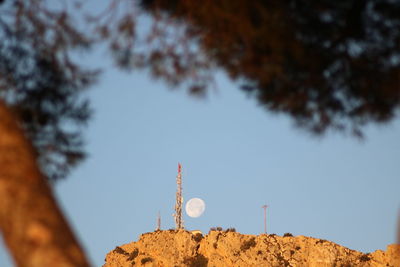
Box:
[103,230,400,267]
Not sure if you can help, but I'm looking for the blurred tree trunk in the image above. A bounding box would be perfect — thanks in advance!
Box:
[0,100,90,267]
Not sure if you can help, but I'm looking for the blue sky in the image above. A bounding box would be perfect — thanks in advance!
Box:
[2,57,400,266]
[1,5,400,266]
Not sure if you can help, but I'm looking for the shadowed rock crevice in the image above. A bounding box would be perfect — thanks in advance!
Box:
[183,254,208,267]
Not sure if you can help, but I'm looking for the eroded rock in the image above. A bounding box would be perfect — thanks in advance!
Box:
[103,230,400,267]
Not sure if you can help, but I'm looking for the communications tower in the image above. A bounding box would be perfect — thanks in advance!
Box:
[173,163,184,229]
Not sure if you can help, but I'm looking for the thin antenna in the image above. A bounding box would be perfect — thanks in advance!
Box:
[173,163,184,230]
[156,211,161,231]
[262,205,268,234]
[397,208,400,244]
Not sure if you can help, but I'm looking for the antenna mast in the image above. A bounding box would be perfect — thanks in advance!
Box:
[173,163,184,229]
[156,211,161,231]
[262,205,268,234]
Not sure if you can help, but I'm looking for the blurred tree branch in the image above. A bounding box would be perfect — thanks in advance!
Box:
[0,99,90,267]
[138,0,400,137]
[1,0,400,265]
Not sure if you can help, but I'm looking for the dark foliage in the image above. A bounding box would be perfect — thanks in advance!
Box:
[3,0,400,179]
[359,253,371,262]
[192,233,203,242]
[141,257,153,264]
[140,0,400,137]
[283,233,293,237]
[0,0,96,180]
[183,254,208,267]
[240,237,256,251]
[127,248,139,261]
[276,252,291,267]
[113,246,129,256]
[87,0,212,97]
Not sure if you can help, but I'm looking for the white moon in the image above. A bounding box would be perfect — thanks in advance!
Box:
[185,198,206,218]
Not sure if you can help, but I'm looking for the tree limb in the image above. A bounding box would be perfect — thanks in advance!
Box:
[0,100,90,267]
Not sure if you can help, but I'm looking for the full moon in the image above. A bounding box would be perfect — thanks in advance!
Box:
[185,198,206,218]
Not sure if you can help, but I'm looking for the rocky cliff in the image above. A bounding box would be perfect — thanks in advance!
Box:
[103,230,400,267]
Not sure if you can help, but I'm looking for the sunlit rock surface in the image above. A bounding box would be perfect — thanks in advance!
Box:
[103,230,400,267]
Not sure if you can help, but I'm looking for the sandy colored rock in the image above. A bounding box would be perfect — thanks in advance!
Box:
[103,230,400,267]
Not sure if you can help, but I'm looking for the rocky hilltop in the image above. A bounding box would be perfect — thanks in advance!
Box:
[103,230,400,267]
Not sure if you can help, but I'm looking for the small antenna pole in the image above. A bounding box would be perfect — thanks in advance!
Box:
[262,205,268,234]
[156,211,161,231]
